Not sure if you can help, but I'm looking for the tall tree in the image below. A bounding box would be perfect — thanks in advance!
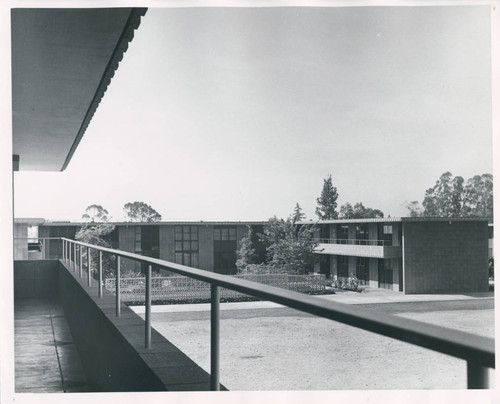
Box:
[462,174,493,217]
[292,202,306,222]
[82,204,109,222]
[236,225,257,274]
[75,222,116,278]
[419,172,492,218]
[404,201,423,217]
[340,202,384,219]
[260,215,318,275]
[315,174,339,220]
[123,201,162,222]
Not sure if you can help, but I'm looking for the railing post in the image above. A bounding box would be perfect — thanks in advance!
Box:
[87,246,91,287]
[467,361,489,389]
[210,284,220,391]
[115,256,121,317]
[62,240,65,261]
[145,264,152,349]
[73,243,77,271]
[79,245,83,278]
[98,251,103,298]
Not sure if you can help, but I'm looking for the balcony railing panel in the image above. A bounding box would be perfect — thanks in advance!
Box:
[13,237,495,390]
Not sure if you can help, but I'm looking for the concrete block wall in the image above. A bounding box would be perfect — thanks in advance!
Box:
[403,221,489,294]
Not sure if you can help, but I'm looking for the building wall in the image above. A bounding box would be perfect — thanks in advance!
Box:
[14,223,28,260]
[403,221,489,294]
[199,224,214,271]
[368,258,378,288]
[330,254,337,278]
[118,225,137,273]
[159,225,175,262]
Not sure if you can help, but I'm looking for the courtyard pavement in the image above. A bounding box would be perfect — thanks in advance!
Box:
[131,287,494,314]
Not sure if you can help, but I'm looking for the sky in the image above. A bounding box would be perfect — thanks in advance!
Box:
[12,5,493,222]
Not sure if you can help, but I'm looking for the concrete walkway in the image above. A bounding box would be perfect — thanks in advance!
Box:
[14,298,91,393]
[131,287,494,314]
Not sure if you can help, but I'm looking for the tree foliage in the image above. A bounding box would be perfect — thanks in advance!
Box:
[420,172,493,218]
[75,222,116,278]
[292,202,306,222]
[82,204,109,222]
[315,174,339,220]
[123,201,162,222]
[259,214,318,275]
[404,201,423,217]
[236,225,257,274]
[339,202,384,219]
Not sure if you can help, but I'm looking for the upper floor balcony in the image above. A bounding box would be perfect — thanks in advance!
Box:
[315,238,402,258]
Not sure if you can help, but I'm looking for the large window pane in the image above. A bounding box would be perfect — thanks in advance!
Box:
[191,253,199,268]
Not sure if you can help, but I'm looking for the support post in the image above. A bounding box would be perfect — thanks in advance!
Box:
[87,246,91,287]
[210,284,220,391]
[79,246,83,278]
[467,362,489,389]
[99,251,103,298]
[116,256,121,317]
[145,264,152,349]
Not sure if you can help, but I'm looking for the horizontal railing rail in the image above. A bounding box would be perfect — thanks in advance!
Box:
[17,237,494,390]
[316,237,394,246]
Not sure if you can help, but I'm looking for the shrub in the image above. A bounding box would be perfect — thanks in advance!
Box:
[332,274,362,292]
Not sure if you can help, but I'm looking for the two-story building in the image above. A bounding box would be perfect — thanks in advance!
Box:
[14,216,490,294]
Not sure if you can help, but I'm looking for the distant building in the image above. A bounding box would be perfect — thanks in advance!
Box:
[14,217,491,294]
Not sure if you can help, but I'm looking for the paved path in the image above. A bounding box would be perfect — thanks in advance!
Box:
[130,287,494,314]
[14,298,91,393]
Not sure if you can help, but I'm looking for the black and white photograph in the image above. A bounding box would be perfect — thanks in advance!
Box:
[1,1,497,403]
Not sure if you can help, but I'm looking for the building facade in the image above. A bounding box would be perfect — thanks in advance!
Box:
[314,217,490,294]
[14,217,491,294]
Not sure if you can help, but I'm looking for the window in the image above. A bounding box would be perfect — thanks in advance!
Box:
[341,225,349,234]
[356,257,366,266]
[213,226,238,274]
[174,225,199,267]
[383,225,393,235]
[214,226,236,241]
[356,225,366,235]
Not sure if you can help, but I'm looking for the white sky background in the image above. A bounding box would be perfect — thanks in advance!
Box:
[13,6,493,222]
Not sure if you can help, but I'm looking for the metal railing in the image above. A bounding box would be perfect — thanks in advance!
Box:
[17,237,495,390]
[316,237,393,246]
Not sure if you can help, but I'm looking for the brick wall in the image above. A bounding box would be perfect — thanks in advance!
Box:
[403,221,489,294]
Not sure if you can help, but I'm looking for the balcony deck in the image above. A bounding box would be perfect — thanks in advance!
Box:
[15,298,92,393]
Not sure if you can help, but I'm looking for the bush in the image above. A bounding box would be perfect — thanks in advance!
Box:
[332,275,363,292]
